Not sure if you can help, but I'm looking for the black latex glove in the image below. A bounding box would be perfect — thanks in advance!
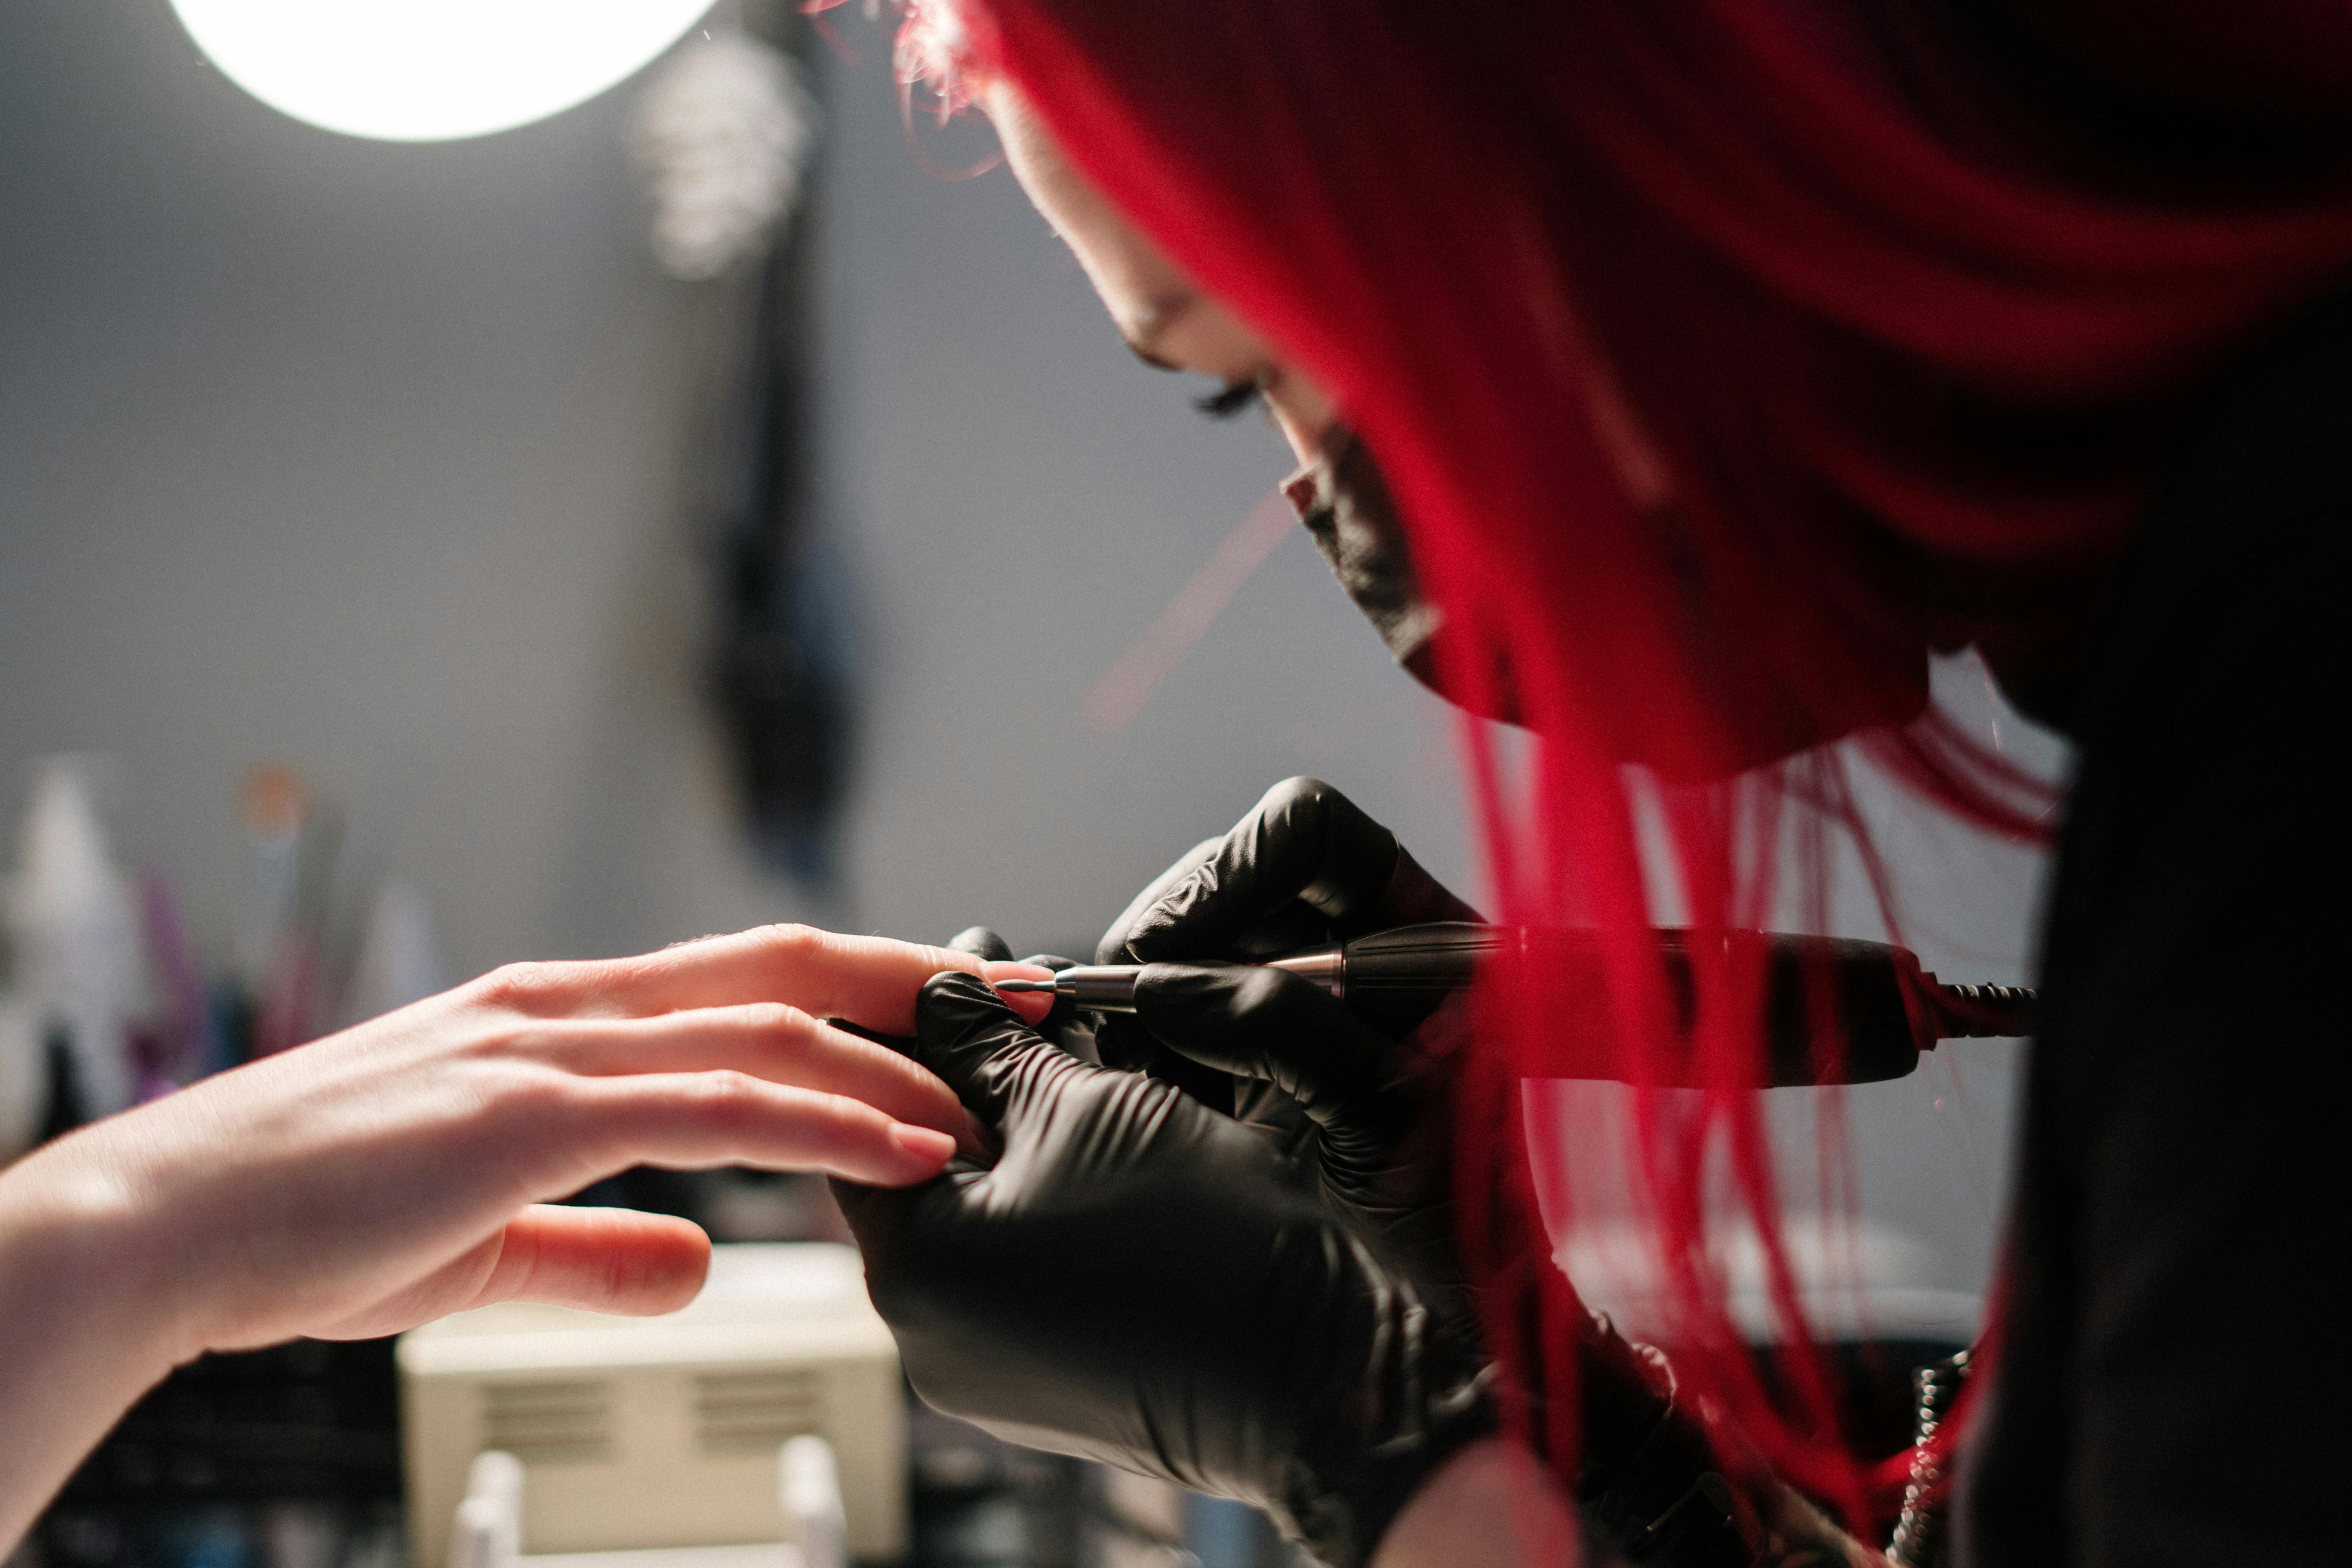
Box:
[1094,785,1756,1567]
[833,972,1496,1568]
[1088,779,1481,1272]
[1097,776,1481,983]
[943,923,1095,1062]
[1094,776,1479,1112]
[1133,961,1460,1298]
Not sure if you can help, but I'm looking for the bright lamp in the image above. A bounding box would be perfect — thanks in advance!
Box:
[169,0,721,143]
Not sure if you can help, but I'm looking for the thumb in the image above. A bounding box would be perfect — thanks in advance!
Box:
[479,1206,712,1314]
[914,971,1086,1131]
[304,1207,710,1341]
[1131,963,1397,1134]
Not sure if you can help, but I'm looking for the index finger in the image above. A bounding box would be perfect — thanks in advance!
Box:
[543,926,1054,1033]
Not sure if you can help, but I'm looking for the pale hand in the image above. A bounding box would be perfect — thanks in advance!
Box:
[0,924,1046,1547]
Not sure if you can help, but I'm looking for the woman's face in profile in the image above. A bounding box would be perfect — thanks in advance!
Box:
[975,80,1917,767]
[982,81,1338,462]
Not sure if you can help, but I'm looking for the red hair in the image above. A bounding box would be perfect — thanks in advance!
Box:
[888,0,2352,1538]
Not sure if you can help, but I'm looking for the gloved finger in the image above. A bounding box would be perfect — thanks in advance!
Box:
[1378,845,1485,932]
[1115,779,1389,961]
[1088,1012,1244,1117]
[947,926,1018,963]
[1096,836,1221,964]
[943,928,1084,1052]
[913,971,1091,1131]
[1132,962,1401,1135]
[1097,828,1334,968]
[1119,778,1480,963]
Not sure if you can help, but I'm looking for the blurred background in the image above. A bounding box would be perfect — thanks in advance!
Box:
[0,2,2065,1566]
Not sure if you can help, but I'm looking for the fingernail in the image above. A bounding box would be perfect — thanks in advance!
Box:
[889,1123,956,1167]
[980,961,1056,1025]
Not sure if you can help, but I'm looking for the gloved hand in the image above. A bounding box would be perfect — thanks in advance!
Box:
[1095,778,1481,1271]
[832,972,1496,1568]
[1095,776,1476,1114]
[942,923,1097,1063]
[1097,776,1481,1005]
[1092,784,1760,1567]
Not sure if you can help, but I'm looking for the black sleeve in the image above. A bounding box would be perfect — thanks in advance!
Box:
[1960,292,2352,1568]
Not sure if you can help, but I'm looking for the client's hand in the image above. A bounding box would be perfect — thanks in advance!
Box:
[0,925,1048,1547]
[833,973,1495,1568]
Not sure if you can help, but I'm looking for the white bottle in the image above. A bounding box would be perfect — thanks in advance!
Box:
[7,758,146,1120]
[779,1435,846,1568]
[342,877,445,1027]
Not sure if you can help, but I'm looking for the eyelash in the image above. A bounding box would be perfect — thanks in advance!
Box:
[1194,378,1266,421]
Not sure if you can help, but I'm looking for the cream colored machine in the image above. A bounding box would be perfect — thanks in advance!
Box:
[400,1244,907,1568]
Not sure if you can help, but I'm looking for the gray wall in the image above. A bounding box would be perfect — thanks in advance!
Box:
[0,3,2058,1293]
